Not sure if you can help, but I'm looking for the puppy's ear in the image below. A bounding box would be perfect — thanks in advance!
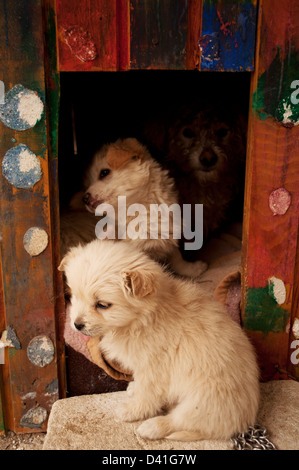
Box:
[58,257,67,272]
[58,248,76,272]
[106,138,145,170]
[122,269,156,299]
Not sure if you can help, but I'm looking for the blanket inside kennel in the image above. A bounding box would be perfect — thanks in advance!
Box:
[63,222,243,396]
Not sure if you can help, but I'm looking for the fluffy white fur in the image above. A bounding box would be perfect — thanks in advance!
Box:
[59,240,260,441]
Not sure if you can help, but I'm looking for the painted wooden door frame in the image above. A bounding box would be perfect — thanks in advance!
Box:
[242,0,299,381]
[0,0,65,433]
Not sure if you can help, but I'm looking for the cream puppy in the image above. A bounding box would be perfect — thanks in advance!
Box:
[59,240,259,441]
[81,137,206,278]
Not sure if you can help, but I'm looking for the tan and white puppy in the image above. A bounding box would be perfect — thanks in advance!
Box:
[59,240,260,441]
[81,137,206,278]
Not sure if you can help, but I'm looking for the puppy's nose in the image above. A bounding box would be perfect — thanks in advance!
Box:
[82,192,90,205]
[199,149,218,168]
[74,323,85,331]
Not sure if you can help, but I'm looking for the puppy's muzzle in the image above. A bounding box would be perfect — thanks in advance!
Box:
[74,322,85,332]
[199,148,218,170]
[82,192,102,210]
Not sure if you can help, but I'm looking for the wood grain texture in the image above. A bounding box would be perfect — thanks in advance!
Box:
[287,225,299,380]
[0,250,6,434]
[130,0,188,69]
[0,0,60,432]
[117,0,130,70]
[43,0,67,399]
[186,0,203,69]
[57,0,118,71]
[242,0,299,381]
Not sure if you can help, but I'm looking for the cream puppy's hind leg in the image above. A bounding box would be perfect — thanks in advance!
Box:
[169,247,207,278]
[137,402,205,441]
[118,383,165,423]
[138,416,175,440]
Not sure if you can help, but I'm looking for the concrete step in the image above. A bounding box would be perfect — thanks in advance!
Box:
[43,380,299,450]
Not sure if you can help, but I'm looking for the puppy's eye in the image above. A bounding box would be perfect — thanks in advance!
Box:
[182,128,195,138]
[99,169,111,180]
[216,127,229,139]
[95,301,112,310]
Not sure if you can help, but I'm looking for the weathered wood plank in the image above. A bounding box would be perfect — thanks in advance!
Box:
[0,249,5,434]
[43,0,67,399]
[287,226,299,381]
[186,0,203,69]
[197,0,257,71]
[57,0,118,71]
[242,0,299,381]
[0,0,60,432]
[130,0,188,69]
[117,0,130,70]
[0,390,4,435]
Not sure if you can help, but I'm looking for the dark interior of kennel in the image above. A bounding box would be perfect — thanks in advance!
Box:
[59,71,251,208]
[58,70,251,395]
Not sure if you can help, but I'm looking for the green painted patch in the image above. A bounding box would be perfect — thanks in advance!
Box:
[253,47,299,126]
[244,287,289,333]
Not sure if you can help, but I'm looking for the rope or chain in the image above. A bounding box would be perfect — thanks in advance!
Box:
[231,425,277,450]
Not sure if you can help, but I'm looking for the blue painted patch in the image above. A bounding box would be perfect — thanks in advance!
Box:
[0,84,44,130]
[2,144,42,189]
[199,1,257,71]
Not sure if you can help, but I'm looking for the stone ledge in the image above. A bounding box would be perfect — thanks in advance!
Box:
[43,380,299,450]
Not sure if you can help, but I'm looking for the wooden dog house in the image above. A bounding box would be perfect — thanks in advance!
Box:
[0,0,299,434]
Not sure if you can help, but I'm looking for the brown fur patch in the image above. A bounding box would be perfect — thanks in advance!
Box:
[106,138,144,170]
[122,270,156,299]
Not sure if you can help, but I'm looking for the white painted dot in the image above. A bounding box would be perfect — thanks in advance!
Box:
[17,90,44,128]
[23,227,48,257]
[268,276,286,305]
[18,148,40,173]
[292,318,299,339]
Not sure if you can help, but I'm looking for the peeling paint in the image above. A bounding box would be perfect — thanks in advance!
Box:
[21,391,37,401]
[244,287,289,333]
[2,144,42,189]
[276,98,299,127]
[0,326,21,350]
[0,84,44,130]
[6,325,21,350]
[199,1,257,71]
[268,276,286,305]
[23,227,48,257]
[62,26,98,62]
[292,318,299,340]
[253,48,299,126]
[27,335,54,367]
[45,378,59,396]
[20,406,47,429]
[269,188,291,216]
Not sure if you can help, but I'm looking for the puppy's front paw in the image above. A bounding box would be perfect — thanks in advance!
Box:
[118,402,145,423]
[137,417,169,440]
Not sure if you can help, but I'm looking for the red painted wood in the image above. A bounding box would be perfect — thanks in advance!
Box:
[186,0,204,69]
[57,0,118,71]
[117,0,130,71]
[242,0,299,381]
